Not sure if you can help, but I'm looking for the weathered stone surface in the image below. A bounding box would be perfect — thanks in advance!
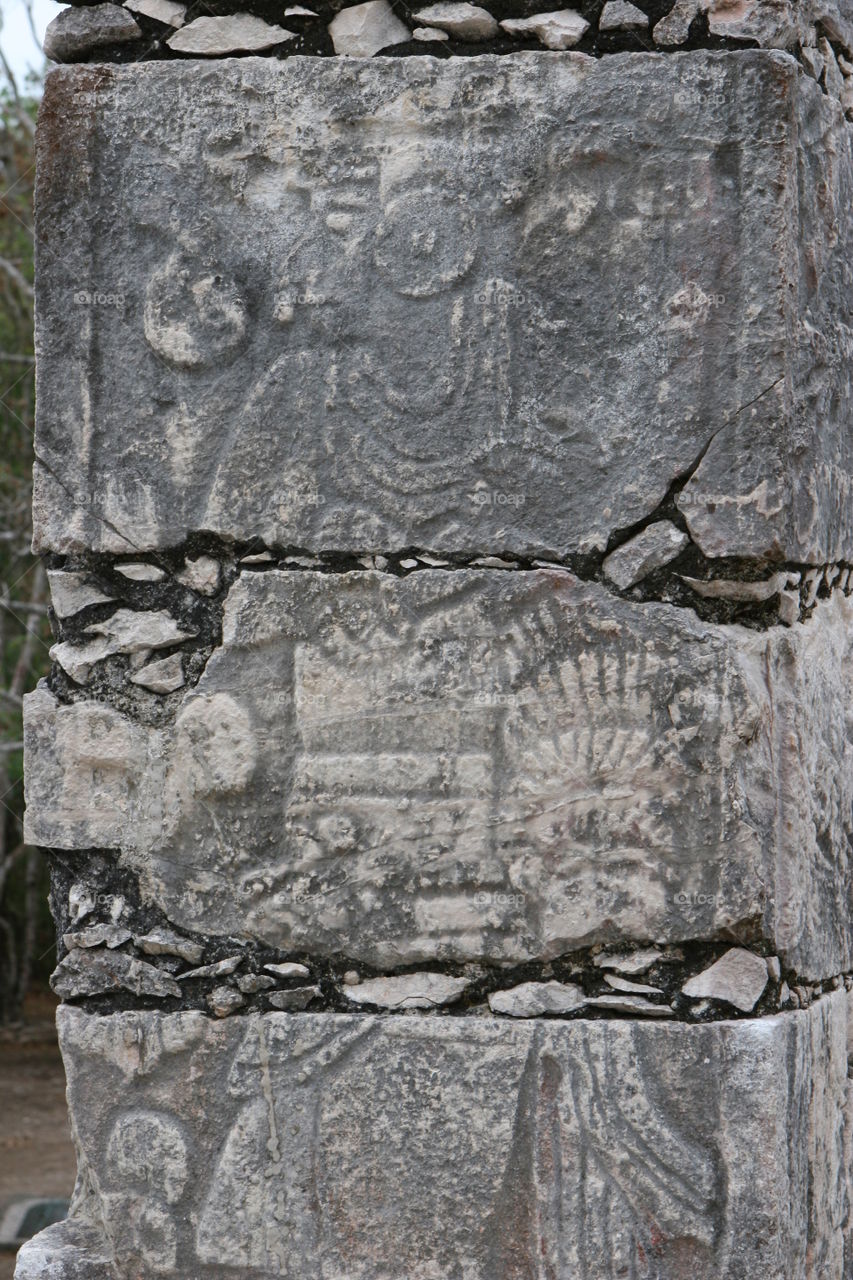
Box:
[21,997,847,1279]
[129,652,185,694]
[268,985,322,1010]
[328,0,411,54]
[114,561,165,582]
[681,571,791,602]
[264,961,310,979]
[586,993,673,1016]
[705,0,851,47]
[166,14,295,52]
[44,3,141,62]
[47,571,114,619]
[134,928,203,965]
[488,980,586,1016]
[207,986,245,1017]
[24,570,853,979]
[500,9,589,47]
[652,0,853,47]
[125,0,186,24]
[84,608,196,655]
[412,24,448,38]
[344,972,471,1008]
[602,520,688,589]
[33,53,853,563]
[594,946,662,973]
[413,2,498,38]
[682,947,770,1011]
[603,973,662,995]
[50,948,181,1000]
[175,554,219,595]
[62,924,131,950]
[599,0,648,31]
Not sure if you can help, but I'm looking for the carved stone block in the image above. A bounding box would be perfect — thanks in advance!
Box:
[14,996,847,1280]
[33,51,853,561]
[24,570,853,979]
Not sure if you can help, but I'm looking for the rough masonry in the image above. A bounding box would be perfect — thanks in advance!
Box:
[17,3,853,1277]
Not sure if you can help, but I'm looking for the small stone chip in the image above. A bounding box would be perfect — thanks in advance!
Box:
[777,588,801,626]
[413,25,449,39]
[603,521,688,590]
[176,555,221,596]
[134,928,204,966]
[499,9,589,48]
[470,556,519,569]
[208,986,246,1018]
[681,572,788,602]
[114,562,166,582]
[603,974,663,996]
[586,995,673,1017]
[85,609,197,655]
[44,3,141,61]
[129,653,185,695]
[268,985,321,1011]
[598,0,648,32]
[47,571,115,619]
[328,0,411,55]
[652,0,701,45]
[593,947,662,975]
[51,949,180,1000]
[236,974,277,994]
[681,948,769,1012]
[178,955,243,981]
[488,981,586,1017]
[62,924,131,951]
[344,972,471,1009]
[167,14,295,53]
[125,0,187,25]
[414,2,498,39]
[264,962,310,980]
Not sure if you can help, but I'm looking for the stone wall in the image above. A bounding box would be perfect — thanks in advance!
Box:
[16,2,853,1276]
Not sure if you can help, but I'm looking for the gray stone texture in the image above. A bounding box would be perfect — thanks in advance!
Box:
[43,3,141,62]
[14,996,848,1280]
[32,52,853,563]
[23,570,853,979]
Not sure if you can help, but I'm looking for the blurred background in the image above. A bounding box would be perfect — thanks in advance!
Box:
[0,3,76,1275]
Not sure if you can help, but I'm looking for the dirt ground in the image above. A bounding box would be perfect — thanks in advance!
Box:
[0,994,77,1280]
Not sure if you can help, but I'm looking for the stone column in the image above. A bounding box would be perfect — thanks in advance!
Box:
[16,3,853,1277]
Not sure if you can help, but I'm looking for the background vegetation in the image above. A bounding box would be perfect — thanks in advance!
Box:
[0,29,53,1024]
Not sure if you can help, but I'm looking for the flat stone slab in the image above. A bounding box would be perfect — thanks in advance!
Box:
[15,996,848,1280]
[24,570,853,978]
[33,51,853,562]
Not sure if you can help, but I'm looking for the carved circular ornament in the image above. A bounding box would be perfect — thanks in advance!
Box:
[373,190,477,297]
[143,252,248,368]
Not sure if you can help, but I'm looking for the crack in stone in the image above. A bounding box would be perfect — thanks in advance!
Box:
[46,849,844,1023]
[42,521,853,724]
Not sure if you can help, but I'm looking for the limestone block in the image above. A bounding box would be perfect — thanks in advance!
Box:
[33,52,853,562]
[24,570,853,979]
[15,996,848,1280]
